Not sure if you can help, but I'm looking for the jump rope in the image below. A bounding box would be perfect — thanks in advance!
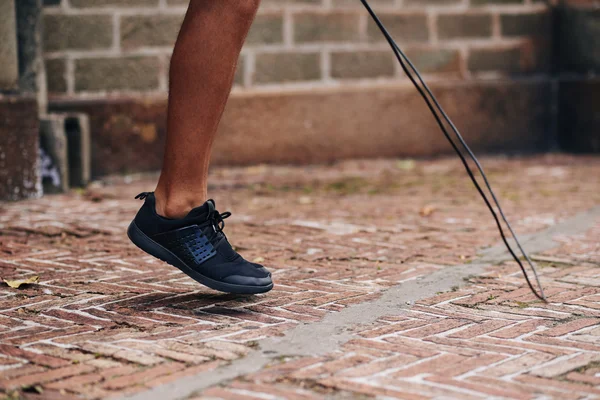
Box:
[359,0,551,302]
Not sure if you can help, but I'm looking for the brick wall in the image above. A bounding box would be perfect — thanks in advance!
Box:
[43,0,552,97]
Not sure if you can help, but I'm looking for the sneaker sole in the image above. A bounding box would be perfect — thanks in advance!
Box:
[127,221,273,294]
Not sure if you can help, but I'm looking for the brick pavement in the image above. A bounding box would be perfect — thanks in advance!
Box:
[204,217,600,400]
[0,155,599,399]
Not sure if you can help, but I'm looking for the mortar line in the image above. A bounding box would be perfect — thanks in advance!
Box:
[122,205,600,400]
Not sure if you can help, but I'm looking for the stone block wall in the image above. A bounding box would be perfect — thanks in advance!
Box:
[40,0,600,176]
[43,0,553,96]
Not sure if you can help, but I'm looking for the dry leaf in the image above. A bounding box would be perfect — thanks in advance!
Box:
[397,159,416,171]
[298,196,313,205]
[419,205,436,217]
[245,165,268,175]
[252,257,265,263]
[4,275,39,289]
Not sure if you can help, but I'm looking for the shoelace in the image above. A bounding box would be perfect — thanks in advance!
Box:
[135,192,152,200]
[135,192,231,246]
[204,210,231,246]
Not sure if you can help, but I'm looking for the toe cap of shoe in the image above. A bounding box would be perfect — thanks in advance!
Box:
[222,262,272,286]
[222,274,272,286]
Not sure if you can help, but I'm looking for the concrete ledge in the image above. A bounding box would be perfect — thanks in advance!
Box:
[0,95,40,200]
[50,80,553,177]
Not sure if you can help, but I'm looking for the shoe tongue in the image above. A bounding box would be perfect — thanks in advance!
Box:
[185,199,215,220]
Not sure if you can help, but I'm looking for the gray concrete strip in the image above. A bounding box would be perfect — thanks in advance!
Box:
[122,263,489,400]
[122,206,600,400]
[478,206,600,263]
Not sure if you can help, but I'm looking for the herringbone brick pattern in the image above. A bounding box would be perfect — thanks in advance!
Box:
[0,156,599,399]
[201,217,600,399]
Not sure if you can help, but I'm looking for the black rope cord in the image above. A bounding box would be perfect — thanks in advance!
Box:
[360,0,548,302]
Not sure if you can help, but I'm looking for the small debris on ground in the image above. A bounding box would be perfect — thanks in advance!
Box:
[3,275,40,289]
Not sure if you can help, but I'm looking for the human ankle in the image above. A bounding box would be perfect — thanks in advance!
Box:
[154,191,207,219]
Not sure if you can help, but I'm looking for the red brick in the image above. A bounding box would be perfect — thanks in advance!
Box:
[0,344,71,368]
[565,372,600,386]
[350,338,439,358]
[540,318,600,337]
[247,357,326,383]
[479,352,556,377]
[102,363,185,390]
[515,375,600,396]
[245,305,321,323]
[426,376,532,399]
[468,376,581,400]
[0,365,46,380]
[0,364,96,390]
[448,319,514,339]
[227,381,315,400]
[146,361,222,387]
[359,318,433,338]
[290,354,373,379]
[202,387,265,400]
[392,353,467,378]
[42,309,116,328]
[44,373,103,390]
[488,319,549,339]
[402,318,472,338]
[423,336,525,356]
[318,377,430,400]
[525,334,600,353]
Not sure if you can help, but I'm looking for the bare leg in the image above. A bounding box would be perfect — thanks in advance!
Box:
[155,0,260,218]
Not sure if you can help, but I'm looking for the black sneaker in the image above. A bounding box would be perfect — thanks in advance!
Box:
[127,192,273,294]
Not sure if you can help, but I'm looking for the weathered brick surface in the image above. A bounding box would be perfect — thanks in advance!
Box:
[0,155,599,398]
[43,0,553,96]
[205,198,600,399]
